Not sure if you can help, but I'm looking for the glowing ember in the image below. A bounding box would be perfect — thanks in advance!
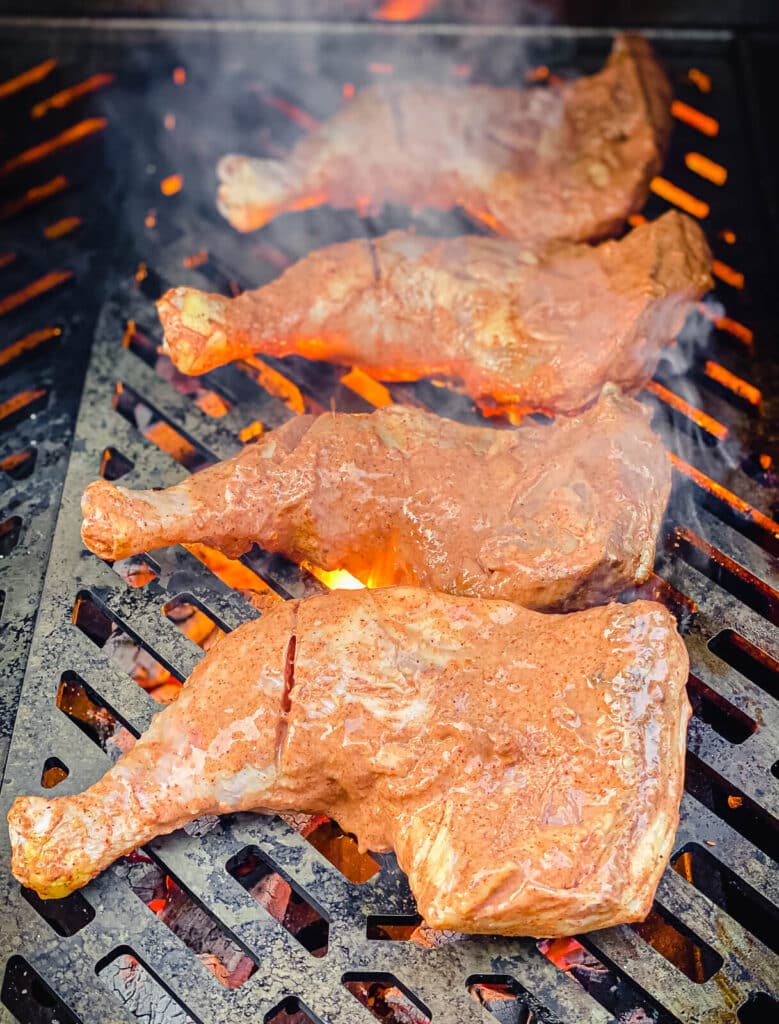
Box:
[121,318,136,348]
[342,82,355,99]
[712,259,744,289]
[0,326,61,370]
[31,73,114,119]
[671,100,719,136]
[160,174,183,196]
[164,113,176,131]
[144,421,199,466]
[715,316,753,347]
[0,270,72,318]
[173,66,186,85]
[375,0,442,19]
[0,58,56,100]
[263,94,319,132]
[183,248,208,269]
[649,177,709,219]
[0,252,16,269]
[719,228,736,244]
[684,152,727,185]
[669,453,779,544]
[43,216,82,239]
[687,68,712,93]
[184,542,278,608]
[240,356,306,415]
[145,209,157,228]
[340,367,393,407]
[0,118,107,178]
[645,380,728,440]
[0,175,68,220]
[526,65,550,82]
[0,388,47,423]
[134,262,148,283]
[703,361,761,406]
[194,391,230,417]
[727,795,743,809]
[628,213,648,227]
[368,62,395,74]
[239,420,264,443]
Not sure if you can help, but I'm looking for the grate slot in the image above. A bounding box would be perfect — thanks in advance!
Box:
[672,843,779,953]
[265,996,320,1023]
[226,846,330,958]
[56,670,138,755]
[20,887,95,939]
[630,905,723,983]
[1,956,81,1024]
[40,756,69,789]
[96,946,200,1024]
[687,672,758,743]
[467,975,560,1024]
[344,973,431,1024]
[708,629,778,700]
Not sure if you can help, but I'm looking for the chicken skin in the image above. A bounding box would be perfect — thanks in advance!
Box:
[8,587,690,937]
[81,388,671,612]
[158,211,712,412]
[217,34,672,241]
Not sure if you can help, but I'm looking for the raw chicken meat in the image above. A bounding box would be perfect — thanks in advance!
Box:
[81,387,671,611]
[8,587,690,937]
[217,34,672,241]
[158,211,711,412]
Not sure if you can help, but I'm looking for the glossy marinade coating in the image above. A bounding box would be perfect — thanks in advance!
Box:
[8,587,690,937]
[81,388,671,611]
[217,34,672,241]
[158,212,711,412]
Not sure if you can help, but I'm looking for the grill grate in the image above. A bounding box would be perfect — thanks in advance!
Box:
[1,22,777,1024]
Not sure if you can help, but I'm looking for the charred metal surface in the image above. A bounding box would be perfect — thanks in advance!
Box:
[0,22,777,1024]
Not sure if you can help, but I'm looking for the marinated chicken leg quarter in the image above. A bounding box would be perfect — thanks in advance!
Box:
[217,33,672,241]
[8,587,691,937]
[81,387,671,611]
[158,211,712,412]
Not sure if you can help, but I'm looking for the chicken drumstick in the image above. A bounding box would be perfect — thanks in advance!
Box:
[217,34,671,240]
[81,388,671,611]
[158,211,712,412]
[8,587,690,937]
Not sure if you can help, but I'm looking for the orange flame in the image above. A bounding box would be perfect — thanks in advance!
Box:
[185,542,278,606]
[650,177,709,219]
[31,73,114,118]
[241,356,306,414]
[0,326,61,369]
[0,175,68,221]
[645,380,728,440]
[0,270,72,318]
[173,66,186,85]
[0,58,56,100]
[0,118,107,178]
[685,152,727,186]
[305,565,366,590]
[719,229,736,244]
[143,421,198,466]
[671,100,719,136]
[340,367,393,407]
[44,216,82,239]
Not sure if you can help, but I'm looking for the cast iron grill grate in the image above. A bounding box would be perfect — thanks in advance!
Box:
[0,21,777,1024]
